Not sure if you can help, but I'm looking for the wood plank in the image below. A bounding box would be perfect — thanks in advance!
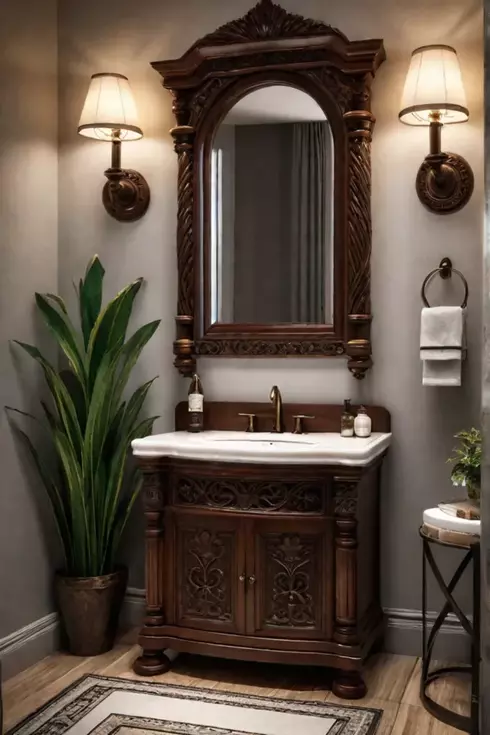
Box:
[402,658,471,717]
[392,703,466,735]
[3,644,133,731]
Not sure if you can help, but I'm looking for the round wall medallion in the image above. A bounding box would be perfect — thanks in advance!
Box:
[102,169,151,222]
[416,152,474,215]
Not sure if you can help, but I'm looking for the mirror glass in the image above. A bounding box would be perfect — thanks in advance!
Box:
[210,85,334,326]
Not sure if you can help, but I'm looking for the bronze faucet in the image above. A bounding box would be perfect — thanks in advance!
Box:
[269,385,284,433]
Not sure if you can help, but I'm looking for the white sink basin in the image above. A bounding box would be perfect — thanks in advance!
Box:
[132,430,392,466]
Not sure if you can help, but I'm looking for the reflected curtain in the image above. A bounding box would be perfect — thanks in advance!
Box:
[291,122,329,323]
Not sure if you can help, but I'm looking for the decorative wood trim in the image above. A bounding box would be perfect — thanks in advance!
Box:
[142,467,166,626]
[172,475,325,513]
[152,0,385,378]
[333,477,359,645]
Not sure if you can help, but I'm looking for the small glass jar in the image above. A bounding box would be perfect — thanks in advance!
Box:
[354,406,372,438]
[341,399,355,437]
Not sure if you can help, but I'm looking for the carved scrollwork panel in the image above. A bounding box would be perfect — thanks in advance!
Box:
[261,534,318,628]
[334,479,359,516]
[178,528,234,623]
[174,476,324,513]
[143,474,165,510]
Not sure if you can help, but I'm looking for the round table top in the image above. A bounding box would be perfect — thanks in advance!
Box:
[421,506,480,548]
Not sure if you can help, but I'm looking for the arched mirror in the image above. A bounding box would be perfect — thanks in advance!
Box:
[210,86,334,327]
[152,0,385,379]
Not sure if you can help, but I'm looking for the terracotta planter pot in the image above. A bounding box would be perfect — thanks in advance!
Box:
[56,567,128,656]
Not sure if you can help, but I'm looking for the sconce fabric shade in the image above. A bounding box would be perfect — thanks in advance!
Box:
[78,73,143,141]
[399,45,469,126]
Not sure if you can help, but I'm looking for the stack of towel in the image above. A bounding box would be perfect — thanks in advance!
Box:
[420,306,465,386]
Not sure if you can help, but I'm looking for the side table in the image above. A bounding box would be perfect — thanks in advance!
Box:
[420,515,480,735]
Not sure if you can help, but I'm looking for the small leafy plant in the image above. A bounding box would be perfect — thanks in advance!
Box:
[8,256,160,577]
[447,428,481,501]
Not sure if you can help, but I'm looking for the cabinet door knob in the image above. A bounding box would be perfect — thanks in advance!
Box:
[239,574,246,582]
[248,575,256,585]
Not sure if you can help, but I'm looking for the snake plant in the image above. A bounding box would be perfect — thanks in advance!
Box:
[8,256,160,577]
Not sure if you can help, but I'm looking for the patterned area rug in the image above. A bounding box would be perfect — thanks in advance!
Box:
[8,675,382,735]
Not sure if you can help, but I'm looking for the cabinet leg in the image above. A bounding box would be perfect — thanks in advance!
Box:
[332,670,367,700]
[133,649,172,676]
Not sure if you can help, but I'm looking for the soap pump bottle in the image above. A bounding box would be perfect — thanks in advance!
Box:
[354,406,372,438]
[340,399,355,437]
[188,373,204,433]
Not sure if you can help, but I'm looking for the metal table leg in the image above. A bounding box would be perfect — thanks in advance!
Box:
[420,535,480,735]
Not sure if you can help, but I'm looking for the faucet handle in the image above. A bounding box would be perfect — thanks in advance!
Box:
[292,415,315,435]
[238,413,257,433]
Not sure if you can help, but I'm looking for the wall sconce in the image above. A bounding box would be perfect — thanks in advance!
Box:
[78,73,150,222]
[399,45,473,214]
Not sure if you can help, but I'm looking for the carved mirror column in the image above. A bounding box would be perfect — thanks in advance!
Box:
[152,0,385,379]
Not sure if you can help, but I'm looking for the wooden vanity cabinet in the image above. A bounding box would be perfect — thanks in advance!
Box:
[134,403,390,700]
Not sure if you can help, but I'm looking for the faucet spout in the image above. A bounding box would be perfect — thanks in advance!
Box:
[270,385,284,433]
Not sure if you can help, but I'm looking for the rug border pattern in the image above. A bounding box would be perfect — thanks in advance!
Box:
[7,674,382,735]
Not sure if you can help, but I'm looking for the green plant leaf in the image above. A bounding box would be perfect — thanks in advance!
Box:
[80,256,105,349]
[13,341,84,461]
[112,321,161,408]
[34,293,87,394]
[86,278,143,392]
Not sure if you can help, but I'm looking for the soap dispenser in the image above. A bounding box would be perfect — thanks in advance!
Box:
[354,406,372,438]
[188,373,204,432]
[340,399,355,437]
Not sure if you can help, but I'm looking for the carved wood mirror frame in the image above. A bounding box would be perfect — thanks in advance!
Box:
[152,0,385,379]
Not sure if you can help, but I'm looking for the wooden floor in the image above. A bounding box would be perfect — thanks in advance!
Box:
[3,630,471,734]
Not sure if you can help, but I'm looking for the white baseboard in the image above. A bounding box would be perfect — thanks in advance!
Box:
[385,607,470,660]
[1,593,471,682]
[121,587,146,630]
[0,612,60,681]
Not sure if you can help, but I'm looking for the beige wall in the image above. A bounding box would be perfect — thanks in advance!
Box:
[0,0,59,640]
[58,0,483,614]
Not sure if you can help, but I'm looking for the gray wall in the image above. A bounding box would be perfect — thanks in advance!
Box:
[0,0,59,639]
[57,0,483,621]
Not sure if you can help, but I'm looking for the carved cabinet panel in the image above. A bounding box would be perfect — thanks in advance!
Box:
[249,519,332,639]
[173,513,246,633]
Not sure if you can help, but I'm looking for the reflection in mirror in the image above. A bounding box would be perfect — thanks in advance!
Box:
[210,85,334,326]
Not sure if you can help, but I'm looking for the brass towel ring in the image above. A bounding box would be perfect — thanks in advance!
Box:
[421,257,469,309]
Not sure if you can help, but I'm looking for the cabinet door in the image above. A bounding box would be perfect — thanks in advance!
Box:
[248,518,332,639]
[173,512,246,634]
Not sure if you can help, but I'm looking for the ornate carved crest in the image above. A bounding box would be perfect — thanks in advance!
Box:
[192,0,346,47]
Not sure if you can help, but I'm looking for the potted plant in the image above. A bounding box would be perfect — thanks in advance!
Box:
[8,256,160,656]
[447,428,481,503]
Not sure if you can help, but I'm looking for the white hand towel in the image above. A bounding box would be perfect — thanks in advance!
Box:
[420,306,465,387]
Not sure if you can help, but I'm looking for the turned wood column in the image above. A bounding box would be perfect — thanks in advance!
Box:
[333,477,359,645]
[170,89,196,377]
[141,464,166,626]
